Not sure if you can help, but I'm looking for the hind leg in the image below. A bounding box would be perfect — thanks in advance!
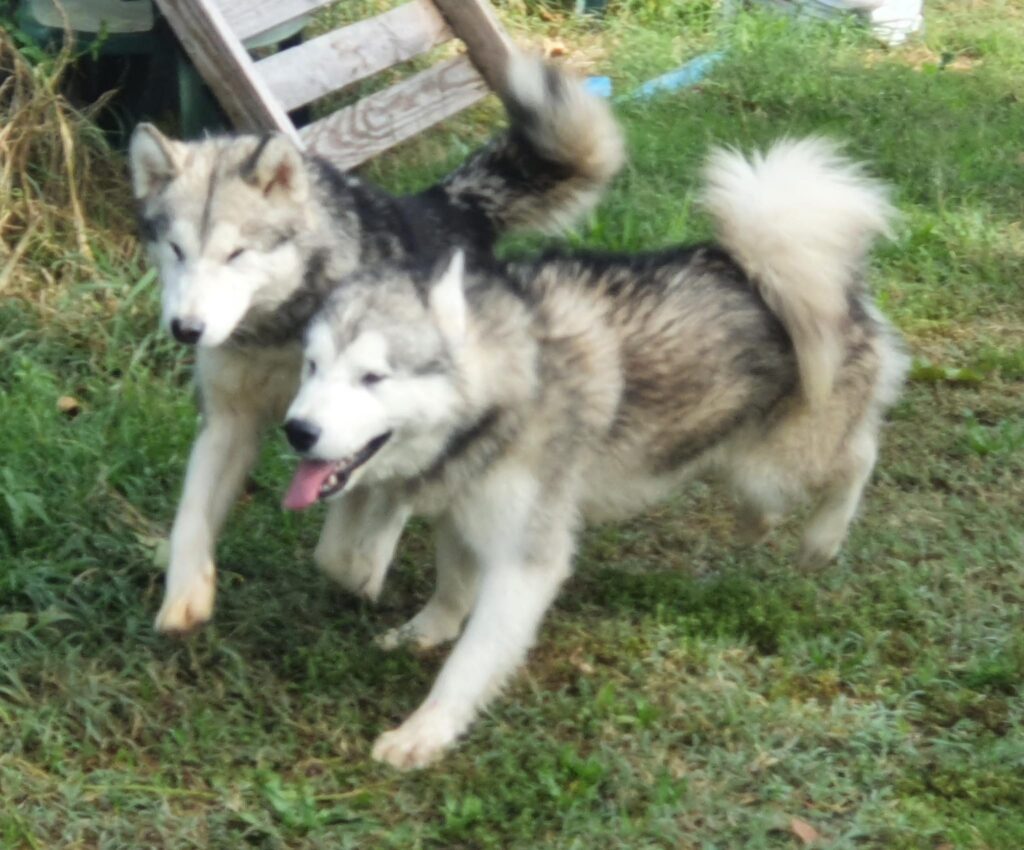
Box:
[798,430,878,568]
[735,500,783,545]
[377,516,479,651]
[732,472,789,547]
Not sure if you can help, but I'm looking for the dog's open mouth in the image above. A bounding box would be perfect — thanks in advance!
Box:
[282,432,391,511]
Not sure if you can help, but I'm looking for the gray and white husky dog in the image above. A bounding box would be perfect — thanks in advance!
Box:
[128,54,624,634]
[280,138,908,769]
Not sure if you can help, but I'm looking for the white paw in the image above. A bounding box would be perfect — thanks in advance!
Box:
[375,606,463,651]
[316,551,388,602]
[371,705,462,770]
[154,574,215,635]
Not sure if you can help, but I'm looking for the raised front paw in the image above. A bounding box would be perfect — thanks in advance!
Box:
[154,574,215,635]
[371,705,462,770]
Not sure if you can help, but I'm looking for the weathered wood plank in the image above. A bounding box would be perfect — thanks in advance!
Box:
[213,0,336,43]
[255,1,452,113]
[300,55,489,171]
[156,0,299,138]
[431,0,512,94]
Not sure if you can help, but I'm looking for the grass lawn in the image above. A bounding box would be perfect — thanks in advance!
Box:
[2,2,1023,847]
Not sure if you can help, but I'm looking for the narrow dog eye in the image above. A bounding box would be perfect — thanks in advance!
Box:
[361,372,386,387]
[169,242,184,262]
[227,248,246,262]
[306,360,317,377]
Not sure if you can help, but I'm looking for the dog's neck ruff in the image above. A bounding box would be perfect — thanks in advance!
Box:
[226,250,333,349]
[423,406,503,482]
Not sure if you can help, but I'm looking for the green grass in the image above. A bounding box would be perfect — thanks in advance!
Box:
[3,2,1024,847]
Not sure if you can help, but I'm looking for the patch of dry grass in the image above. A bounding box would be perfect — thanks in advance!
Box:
[0,27,137,315]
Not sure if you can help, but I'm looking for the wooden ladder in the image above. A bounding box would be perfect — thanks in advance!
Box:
[154,0,513,170]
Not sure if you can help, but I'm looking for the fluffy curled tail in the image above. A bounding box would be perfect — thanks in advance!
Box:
[700,137,894,406]
[441,52,625,234]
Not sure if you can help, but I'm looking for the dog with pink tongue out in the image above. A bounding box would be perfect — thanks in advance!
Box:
[280,138,906,770]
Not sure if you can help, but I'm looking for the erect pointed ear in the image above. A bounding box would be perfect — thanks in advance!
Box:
[240,134,308,202]
[128,123,182,199]
[428,249,467,346]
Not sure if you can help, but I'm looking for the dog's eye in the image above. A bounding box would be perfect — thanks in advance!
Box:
[169,242,184,262]
[361,372,387,387]
[306,360,317,377]
[227,248,246,262]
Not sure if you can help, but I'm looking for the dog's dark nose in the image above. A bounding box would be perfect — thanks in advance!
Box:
[283,419,321,453]
[170,317,205,345]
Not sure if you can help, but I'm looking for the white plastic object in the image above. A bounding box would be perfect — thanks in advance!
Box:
[758,0,924,46]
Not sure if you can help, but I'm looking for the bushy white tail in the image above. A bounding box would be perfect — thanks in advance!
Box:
[700,138,894,405]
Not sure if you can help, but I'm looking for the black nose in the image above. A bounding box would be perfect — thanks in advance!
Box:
[170,317,205,345]
[283,419,321,453]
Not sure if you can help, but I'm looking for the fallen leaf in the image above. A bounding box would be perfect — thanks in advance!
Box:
[36,606,72,627]
[909,359,986,385]
[57,395,82,417]
[543,37,569,58]
[151,539,171,570]
[790,817,820,845]
[0,612,31,633]
[569,648,595,675]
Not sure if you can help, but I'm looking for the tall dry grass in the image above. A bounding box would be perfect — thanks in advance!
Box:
[0,25,138,316]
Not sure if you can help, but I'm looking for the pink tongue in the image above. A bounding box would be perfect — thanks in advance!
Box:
[282,460,337,511]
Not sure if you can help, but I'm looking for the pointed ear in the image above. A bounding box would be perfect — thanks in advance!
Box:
[129,123,181,198]
[428,249,467,346]
[240,134,308,202]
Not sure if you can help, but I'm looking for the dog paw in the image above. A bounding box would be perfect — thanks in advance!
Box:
[316,552,388,602]
[376,607,462,652]
[154,575,215,635]
[371,705,461,770]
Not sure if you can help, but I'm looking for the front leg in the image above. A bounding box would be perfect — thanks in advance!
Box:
[314,487,411,601]
[155,411,261,634]
[372,470,575,769]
